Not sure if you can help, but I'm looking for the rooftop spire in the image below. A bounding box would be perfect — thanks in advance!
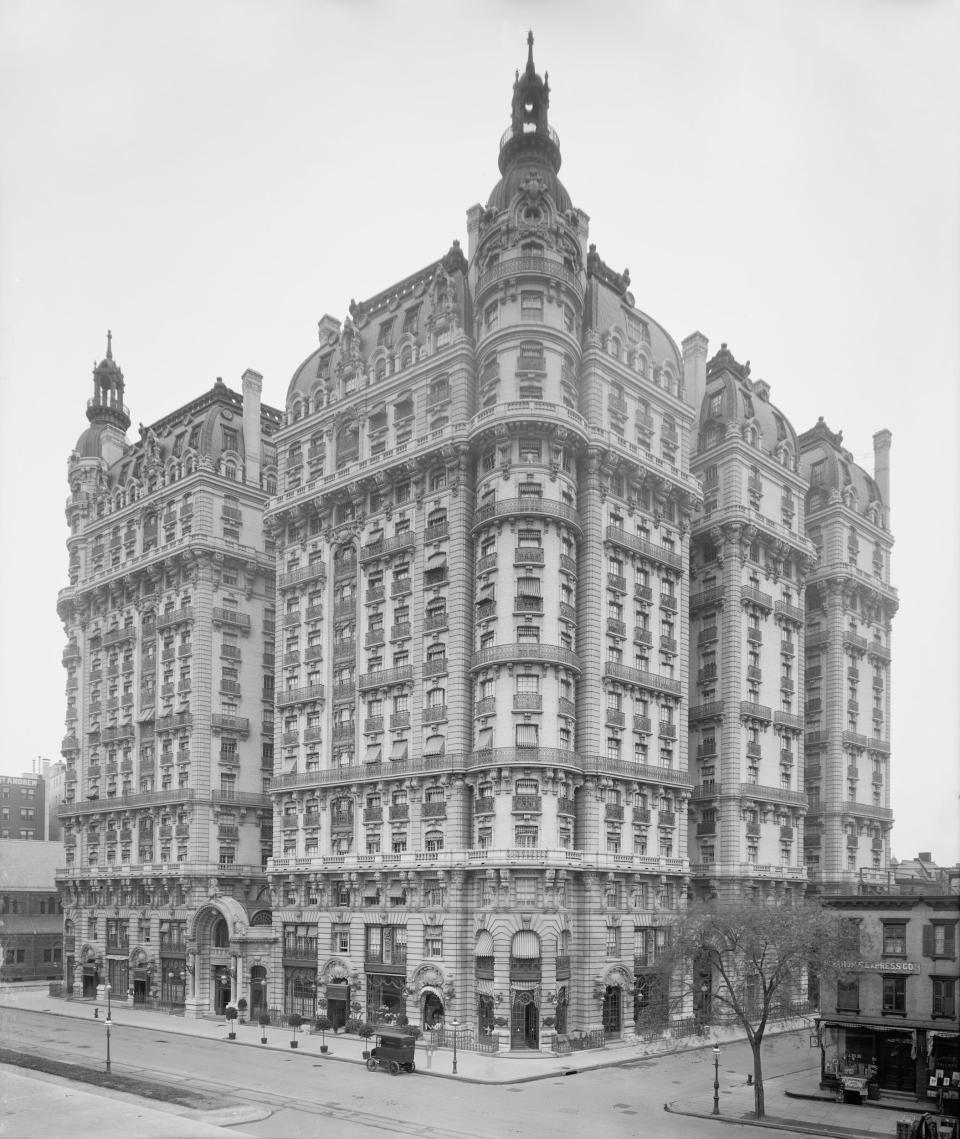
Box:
[499,31,560,176]
[106,329,113,360]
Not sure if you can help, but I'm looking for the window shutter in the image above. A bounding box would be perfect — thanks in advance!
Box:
[922,924,933,957]
[945,922,957,960]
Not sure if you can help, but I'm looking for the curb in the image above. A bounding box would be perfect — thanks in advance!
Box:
[664,1102,884,1139]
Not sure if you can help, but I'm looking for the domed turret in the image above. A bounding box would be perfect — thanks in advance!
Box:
[85,330,131,433]
[487,32,572,214]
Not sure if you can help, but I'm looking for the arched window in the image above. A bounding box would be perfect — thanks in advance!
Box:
[424,829,444,851]
[212,917,230,947]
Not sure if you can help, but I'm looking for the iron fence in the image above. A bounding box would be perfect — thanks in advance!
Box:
[552,1028,606,1054]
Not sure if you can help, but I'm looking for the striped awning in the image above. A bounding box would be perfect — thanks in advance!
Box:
[474,930,494,955]
[511,930,540,958]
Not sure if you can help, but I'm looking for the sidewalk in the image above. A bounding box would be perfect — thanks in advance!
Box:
[668,1067,934,1138]
[1,985,947,1138]
[0,984,756,1084]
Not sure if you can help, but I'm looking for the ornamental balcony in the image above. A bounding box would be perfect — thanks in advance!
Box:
[514,547,545,566]
[360,532,415,563]
[277,683,325,707]
[605,526,682,571]
[690,586,724,610]
[605,803,624,821]
[509,957,542,982]
[741,586,773,609]
[211,714,249,734]
[278,561,327,589]
[512,794,542,813]
[775,600,804,623]
[474,497,583,535]
[422,801,447,819]
[388,804,409,821]
[603,660,681,696]
[472,644,581,673]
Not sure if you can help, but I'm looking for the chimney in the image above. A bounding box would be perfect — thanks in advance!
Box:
[241,369,263,489]
[682,331,709,412]
[872,429,891,528]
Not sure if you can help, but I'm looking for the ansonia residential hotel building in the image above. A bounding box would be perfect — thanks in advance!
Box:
[56,36,896,1048]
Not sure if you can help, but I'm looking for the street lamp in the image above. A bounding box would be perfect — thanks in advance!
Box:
[712,1044,721,1115]
[448,1017,461,1075]
[104,983,112,1073]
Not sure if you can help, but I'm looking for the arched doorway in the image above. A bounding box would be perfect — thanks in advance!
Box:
[602,986,622,1038]
[249,966,267,1018]
[422,991,444,1029]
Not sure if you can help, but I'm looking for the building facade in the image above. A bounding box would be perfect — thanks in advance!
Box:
[262,36,701,1046]
[0,840,65,982]
[56,342,282,1015]
[684,342,817,904]
[798,419,898,891]
[0,773,47,841]
[818,894,958,1108]
[54,37,898,1041]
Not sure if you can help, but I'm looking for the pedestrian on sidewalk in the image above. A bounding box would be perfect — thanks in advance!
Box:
[913,1112,938,1139]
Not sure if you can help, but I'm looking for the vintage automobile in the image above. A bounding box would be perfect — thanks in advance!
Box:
[365,1028,417,1075]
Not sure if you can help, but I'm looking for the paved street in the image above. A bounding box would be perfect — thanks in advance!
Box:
[0,1001,830,1138]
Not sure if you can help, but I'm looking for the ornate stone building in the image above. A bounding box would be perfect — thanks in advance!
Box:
[56,341,283,1015]
[798,419,897,892]
[684,342,816,912]
[55,36,896,1040]
[262,36,701,1046]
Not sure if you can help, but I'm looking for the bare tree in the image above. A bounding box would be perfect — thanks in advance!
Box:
[665,896,852,1119]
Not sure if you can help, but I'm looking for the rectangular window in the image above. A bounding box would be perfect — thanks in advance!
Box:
[882,921,907,957]
[881,975,906,1015]
[923,922,957,959]
[932,978,957,1019]
[836,978,859,1012]
[520,291,544,320]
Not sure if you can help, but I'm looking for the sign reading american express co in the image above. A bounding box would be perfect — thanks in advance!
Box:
[836,960,921,973]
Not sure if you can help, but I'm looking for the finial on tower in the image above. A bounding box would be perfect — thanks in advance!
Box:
[106,329,113,360]
[526,29,535,72]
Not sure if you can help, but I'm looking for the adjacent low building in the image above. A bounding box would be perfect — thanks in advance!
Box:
[0,840,65,982]
[818,893,959,1108]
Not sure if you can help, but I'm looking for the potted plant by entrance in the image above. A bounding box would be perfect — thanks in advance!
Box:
[258,1012,270,1044]
[225,1003,239,1040]
[358,1021,374,1059]
[288,1012,303,1048]
[237,997,248,1025]
[315,1014,331,1053]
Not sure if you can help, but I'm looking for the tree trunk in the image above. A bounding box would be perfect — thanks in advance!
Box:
[751,1039,765,1118]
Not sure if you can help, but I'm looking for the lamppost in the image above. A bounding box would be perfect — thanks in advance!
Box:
[712,1044,721,1115]
[448,1017,461,1075]
[104,983,112,1073]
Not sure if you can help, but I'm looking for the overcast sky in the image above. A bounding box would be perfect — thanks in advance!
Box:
[1,0,957,863]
